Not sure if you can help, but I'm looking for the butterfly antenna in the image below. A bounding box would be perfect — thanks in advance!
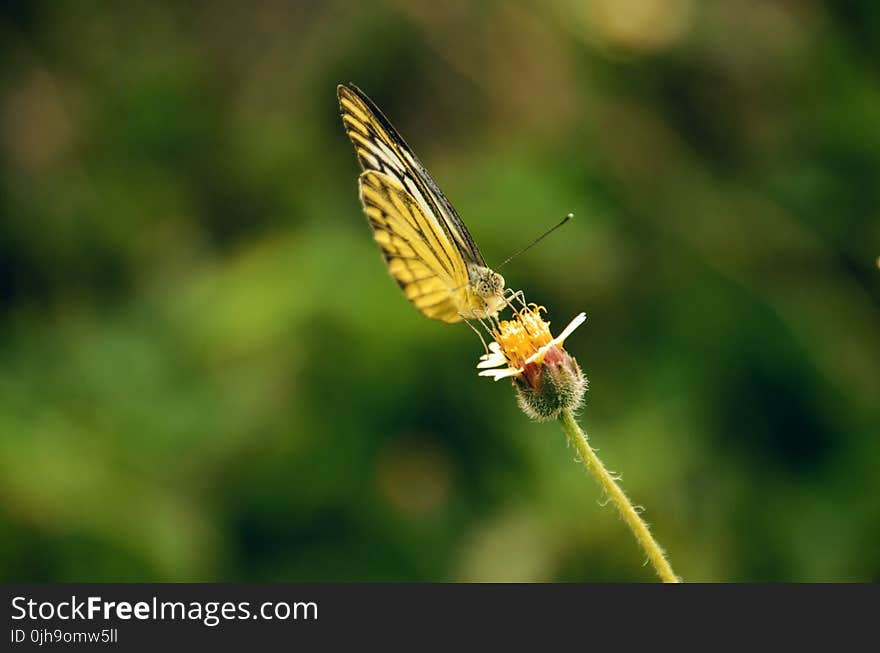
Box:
[496,213,573,270]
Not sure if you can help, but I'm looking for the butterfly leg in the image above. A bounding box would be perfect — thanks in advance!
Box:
[501,288,528,314]
[460,314,491,353]
[476,314,502,342]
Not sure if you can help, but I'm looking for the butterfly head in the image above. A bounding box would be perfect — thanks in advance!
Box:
[472,266,506,316]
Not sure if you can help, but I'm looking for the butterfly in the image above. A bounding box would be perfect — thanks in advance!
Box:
[337,83,506,323]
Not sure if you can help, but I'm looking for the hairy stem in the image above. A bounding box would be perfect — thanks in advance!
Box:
[559,409,680,583]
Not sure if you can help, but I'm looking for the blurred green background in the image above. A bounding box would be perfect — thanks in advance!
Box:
[1,0,879,582]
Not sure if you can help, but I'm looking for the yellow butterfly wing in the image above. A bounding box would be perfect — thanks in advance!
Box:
[359,170,464,322]
[337,83,504,323]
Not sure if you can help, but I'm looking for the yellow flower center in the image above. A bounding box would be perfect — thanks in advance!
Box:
[493,305,552,367]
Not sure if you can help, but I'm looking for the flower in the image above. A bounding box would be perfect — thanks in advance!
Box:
[478,305,587,421]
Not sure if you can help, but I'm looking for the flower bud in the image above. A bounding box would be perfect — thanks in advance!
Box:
[515,342,587,422]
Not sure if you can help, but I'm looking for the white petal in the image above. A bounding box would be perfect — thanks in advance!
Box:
[478,367,522,381]
[477,342,507,369]
[477,353,507,369]
[553,312,587,345]
[524,345,550,366]
[521,312,587,367]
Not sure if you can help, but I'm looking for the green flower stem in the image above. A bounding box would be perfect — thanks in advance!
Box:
[559,409,680,583]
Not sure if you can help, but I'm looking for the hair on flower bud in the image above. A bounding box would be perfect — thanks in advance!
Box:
[515,345,587,422]
[477,304,587,421]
